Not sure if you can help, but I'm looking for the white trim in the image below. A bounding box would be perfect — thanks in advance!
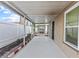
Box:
[66,26,78,28]
[64,2,79,51]
[64,10,66,42]
[78,12,79,50]
[78,26,79,50]
[64,41,78,51]
[65,2,79,14]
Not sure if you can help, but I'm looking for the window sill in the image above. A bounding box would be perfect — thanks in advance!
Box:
[63,41,79,52]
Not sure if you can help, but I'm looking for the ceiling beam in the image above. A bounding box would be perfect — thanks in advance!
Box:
[2,1,35,24]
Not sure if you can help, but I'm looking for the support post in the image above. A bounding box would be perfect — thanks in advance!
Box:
[23,16,26,46]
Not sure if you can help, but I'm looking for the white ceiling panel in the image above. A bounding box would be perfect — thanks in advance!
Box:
[9,1,72,23]
[10,1,72,15]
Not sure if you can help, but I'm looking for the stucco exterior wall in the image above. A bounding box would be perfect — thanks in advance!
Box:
[54,2,79,58]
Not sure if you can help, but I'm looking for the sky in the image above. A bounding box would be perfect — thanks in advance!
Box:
[0,5,20,23]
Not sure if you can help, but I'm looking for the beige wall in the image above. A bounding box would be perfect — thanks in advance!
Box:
[54,2,79,58]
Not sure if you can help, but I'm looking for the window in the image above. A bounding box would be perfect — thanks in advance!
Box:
[0,3,23,48]
[64,2,79,50]
[66,28,78,46]
[25,20,33,34]
[0,3,20,23]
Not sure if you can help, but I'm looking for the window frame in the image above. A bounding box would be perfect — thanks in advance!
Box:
[64,2,79,51]
[0,2,21,24]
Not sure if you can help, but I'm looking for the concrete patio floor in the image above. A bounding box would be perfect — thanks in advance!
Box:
[14,35,67,58]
